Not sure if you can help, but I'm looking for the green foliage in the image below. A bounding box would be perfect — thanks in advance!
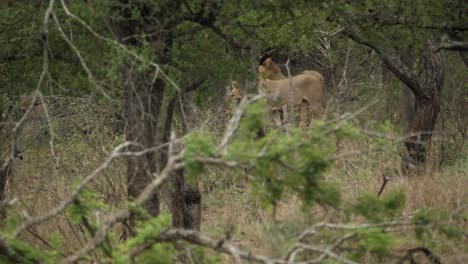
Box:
[112,214,174,264]
[413,208,464,242]
[226,104,340,208]
[1,0,465,262]
[183,131,215,177]
[172,26,251,105]
[47,232,64,262]
[351,188,405,222]
[188,246,223,264]
[334,121,359,140]
[66,186,109,225]
[3,212,21,237]
[239,100,268,140]
[2,213,62,263]
[352,228,396,260]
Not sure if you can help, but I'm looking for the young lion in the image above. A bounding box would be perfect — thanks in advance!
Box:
[229,81,245,102]
[257,58,325,129]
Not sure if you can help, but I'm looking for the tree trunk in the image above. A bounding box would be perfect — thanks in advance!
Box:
[349,34,444,172]
[401,95,440,170]
[0,114,14,222]
[381,41,443,172]
[160,82,202,230]
[124,74,164,218]
[0,160,13,221]
[112,0,168,226]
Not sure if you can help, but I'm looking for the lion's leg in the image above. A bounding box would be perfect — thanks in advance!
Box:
[309,102,323,128]
[299,100,310,129]
[272,109,283,128]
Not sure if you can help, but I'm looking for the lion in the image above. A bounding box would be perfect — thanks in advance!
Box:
[228,58,325,129]
[257,58,326,129]
[229,81,245,102]
[258,57,286,80]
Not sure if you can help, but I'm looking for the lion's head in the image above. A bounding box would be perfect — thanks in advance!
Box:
[258,58,285,81]
[229,81,245,102]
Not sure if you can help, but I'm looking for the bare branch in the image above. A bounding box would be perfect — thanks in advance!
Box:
[153,228,303,264]
[61,209,130,264]
[377,174,391,197]
[345,32,425,98]
[51,12,113,101]
[13,141,134,237]
[194,157,249,169]
[62,138,184,263]
[218,94,264,154]
[295,242,358,264]
[437,40,468,52]
[58,0,181,92]
[37,92,59,170]
[285,59,294,129]
[398,247,441,264]
[313,232,356,263]
[325,98,379,134]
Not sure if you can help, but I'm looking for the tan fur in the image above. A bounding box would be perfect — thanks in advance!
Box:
[229,81,244,101]
[229,59,326,129]
[257,58,326,129]
[258,58,285,80]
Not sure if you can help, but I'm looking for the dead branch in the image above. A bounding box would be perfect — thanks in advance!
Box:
[437,40,468,52]
[377,173,391,197]
[58,0,181,92]
[37,92,59,170]
[194,157,249,169]
[285,58,295,129]
[149,228,305,264]
[398,247,441,264]
[325,98,379,134]
[13,141,134,237]
[62,137,184,263]
[51,12,112,101]
[218,94,264,154]
[312,232,357,263]
[284,220,424,263]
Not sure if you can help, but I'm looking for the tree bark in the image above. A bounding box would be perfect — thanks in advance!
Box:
[124,74,165,218]
[160,81,203,230]
[381,41,443,171]
[112,0,167,222]
[0,159,13,221]
[0,113,14,222]
[348,34,444,172]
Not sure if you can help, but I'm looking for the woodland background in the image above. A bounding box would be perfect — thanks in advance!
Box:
[0,0,467,263]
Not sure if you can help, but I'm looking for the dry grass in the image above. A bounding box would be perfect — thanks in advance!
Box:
[3,95,467,263]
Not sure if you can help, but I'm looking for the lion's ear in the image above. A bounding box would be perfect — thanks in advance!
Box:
[231,81,239,89]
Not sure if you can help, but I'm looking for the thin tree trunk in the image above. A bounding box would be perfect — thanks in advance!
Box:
[161,82,203,230]
[380,41,443,171]
[124,74,164,218]
[112,0,168,228]
[0,160,13,221]
[0,114,14,222]
[349,34,444,172]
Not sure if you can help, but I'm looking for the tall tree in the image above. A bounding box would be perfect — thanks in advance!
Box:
[111,0,168,221]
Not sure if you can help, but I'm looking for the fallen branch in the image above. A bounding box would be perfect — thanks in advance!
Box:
[62,136,184,263]
[377,173,391,197]
[398,247,441,264]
